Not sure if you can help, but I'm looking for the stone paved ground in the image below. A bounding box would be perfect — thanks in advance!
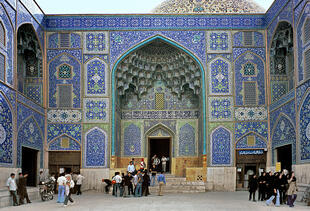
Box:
[0,191,308,211]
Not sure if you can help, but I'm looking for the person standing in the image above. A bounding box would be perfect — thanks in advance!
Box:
[150,165,157,186]
[133,172,138,194]
[39,171,46,185]
[63,175,75,207]
[134,170,143,197]
[57,173,66,203]
[17,173,31,204]
[76,172,85,195]
[161,156,168,173]
[142,170,150,196]
[127,161,135,175]
[6,173,18,206]
[123,172,133,197]
[157,171,166,196]
[140,158,146,171]
[248,175,258,202]
[287,172,298,208]
[113,172,122,197]
[152,155,160,171]
[258,172,266,201]
[279,171,288,204]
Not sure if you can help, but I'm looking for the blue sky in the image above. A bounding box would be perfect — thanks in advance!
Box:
[35,0,275,14]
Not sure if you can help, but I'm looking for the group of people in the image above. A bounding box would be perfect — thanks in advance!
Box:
[248,170,298,207]
[56,172,85,207]
[103,158,167,197]
[6,173,31,206]
[151,155,168,173]
[6,171,85,207]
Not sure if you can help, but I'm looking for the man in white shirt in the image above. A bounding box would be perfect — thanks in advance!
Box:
[57,173,66,203]
[6,173,18,206]
[76,172,85,195]
[161,156,168,172]
[64,175,75,207]
[113,172,122,197]
[127,161,135,174]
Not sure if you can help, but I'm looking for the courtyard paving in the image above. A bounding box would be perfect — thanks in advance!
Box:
[0,191,308,211]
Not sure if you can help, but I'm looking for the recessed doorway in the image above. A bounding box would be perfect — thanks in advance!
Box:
[22,147,38,187]
[277,144,292,172]
[48,151,81,175]
[149,138,171,173]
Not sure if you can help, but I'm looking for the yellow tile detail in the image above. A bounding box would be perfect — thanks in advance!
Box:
[247,136,255,146]
[155,93,165,110]
[61,137,70,148]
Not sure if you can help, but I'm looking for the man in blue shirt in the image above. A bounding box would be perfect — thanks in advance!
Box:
[157,171,166,196]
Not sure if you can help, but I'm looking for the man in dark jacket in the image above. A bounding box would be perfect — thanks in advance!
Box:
[142,170,150,196]
[279,171,288,204]
[123,172,133,197]
[17,173,31,204]
[248,174,258,201]
[258,172,266,201]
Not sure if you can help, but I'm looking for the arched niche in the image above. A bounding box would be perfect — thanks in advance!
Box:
[17,24,43,105]
[270,21,294,103]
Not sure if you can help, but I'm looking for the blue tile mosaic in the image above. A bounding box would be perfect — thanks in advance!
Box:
[235,122,268,140]
[123,123,141,156]
[265,0,290,26]
[144,120,176,134]
[85,128,107,167]
[83,32,108,54]
[236,134,267,149]
[299,90,310,162]
[48,53,81,108]
[84,98,109,123]
[110,31,206,67]
[179,123,196,156]
[209,97,233,121]
[48,33,59,49]
[207,31,231,53]
[47,124,81,143]
[84,58,108,96]
[47,50,82,63]
[71,33,81,48]
[0,4,14,85]
[234,51,266,106]
[17,93,44,114]
[208,57,232,95]
[296,2,310,82]
[270,89,295,111]
[48,136,81,151]
[270,99,296,133]
[17,102,45,168]
[83,54,109,64]
[0,92,13,165]
[24,84,42,105]
[17,116,44,167]
[211,127,232,166]
[17,1,44,50]
[271,115,296,164]
[267,0,293,49]
[44,15,265,31]
[121,110,199,120]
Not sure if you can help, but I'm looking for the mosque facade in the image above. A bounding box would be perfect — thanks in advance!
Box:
[0,0,310,191]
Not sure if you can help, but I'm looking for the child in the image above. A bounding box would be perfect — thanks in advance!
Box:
[64,175,75,207]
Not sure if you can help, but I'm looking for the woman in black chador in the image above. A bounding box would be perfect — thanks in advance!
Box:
[248,174,258,202]
[142,170,150,196]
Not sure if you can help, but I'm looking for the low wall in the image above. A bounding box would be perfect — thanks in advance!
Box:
[205,167,236,192]
[80,168,110,192]
[0,168,20,188]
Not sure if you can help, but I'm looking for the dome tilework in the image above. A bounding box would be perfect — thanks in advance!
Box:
[152,0,265,14]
